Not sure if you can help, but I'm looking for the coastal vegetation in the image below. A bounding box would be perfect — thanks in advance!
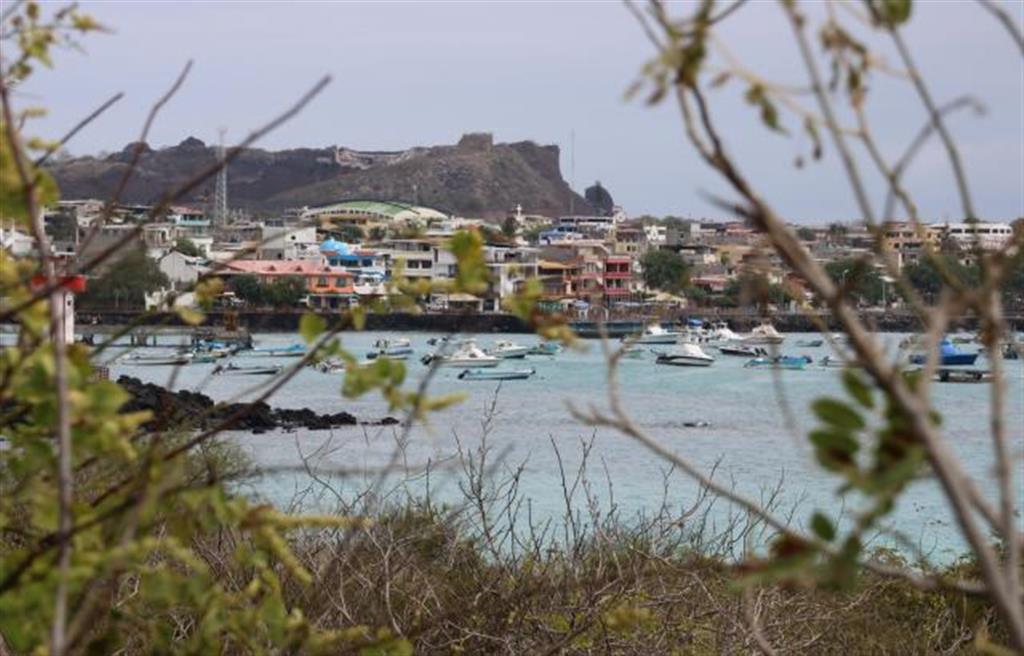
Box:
[77,249,168,310]
[0,1,1021,655]
[639,249,691,294]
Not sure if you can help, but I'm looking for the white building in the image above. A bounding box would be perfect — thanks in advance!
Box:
[261,224,320,260]
[935,222,1014,251]
[157,250,207,289]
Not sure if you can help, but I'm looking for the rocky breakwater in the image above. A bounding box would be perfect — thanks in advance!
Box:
[118,376,399,434]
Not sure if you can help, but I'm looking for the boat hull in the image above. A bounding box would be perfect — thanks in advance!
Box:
[458,368,535,381]
[717,345,760,357]
[909,353,979,366]
[213,365,282,376]
[430,357,500,368]
[656,355,713,367]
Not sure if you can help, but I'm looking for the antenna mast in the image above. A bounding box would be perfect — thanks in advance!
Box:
[212,128,229,227]
[569,128,575,216]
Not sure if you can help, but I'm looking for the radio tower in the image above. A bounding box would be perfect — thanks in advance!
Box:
[211,128,229,227]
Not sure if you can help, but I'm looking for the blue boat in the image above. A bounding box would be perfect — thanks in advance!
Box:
[908,339,978,366]
[240,343,307,358]
[744,355,810,370]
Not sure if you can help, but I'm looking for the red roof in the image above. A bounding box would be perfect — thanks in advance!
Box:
[222,259,352,277]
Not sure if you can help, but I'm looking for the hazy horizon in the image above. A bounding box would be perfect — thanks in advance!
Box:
[17,1,1024,222]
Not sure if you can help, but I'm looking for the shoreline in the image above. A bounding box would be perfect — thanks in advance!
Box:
[73,309,1023,336]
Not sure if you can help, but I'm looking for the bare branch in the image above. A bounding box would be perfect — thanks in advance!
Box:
[33,91,124,167]
[882,96,985,221]
[975,0,1024,55]
[888,28,976,220]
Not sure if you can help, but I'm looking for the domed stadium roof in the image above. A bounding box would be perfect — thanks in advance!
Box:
[303,200,447,223]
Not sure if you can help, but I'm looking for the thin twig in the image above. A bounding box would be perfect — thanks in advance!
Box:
[33,91,124,167]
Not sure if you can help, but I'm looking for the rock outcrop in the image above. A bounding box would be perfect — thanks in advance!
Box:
[49,133,594,219]
[117,375,398,434]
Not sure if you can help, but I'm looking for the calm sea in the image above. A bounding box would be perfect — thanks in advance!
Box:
[109,331,1024,562]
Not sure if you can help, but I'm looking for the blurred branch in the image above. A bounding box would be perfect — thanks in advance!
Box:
[77,60,193,257]
[888,29,976,220]
[33,91,124,167]
[0,74,332,324]
[883,96,985,221]
[975,0,1024,55]
[0,68,74,656]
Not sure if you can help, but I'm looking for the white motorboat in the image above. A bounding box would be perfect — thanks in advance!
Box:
[367,338,414,360]
[488,339,530,359]
[655,342,715,367]
[632,323,682,345]
[742,322,786,345]
[458,368,535,381]
[212,363,283,376]
[717,343,763,357]
[707,321,743,342]
[528,341,563,356]
[121,352,193,366]
[421,339,500,368]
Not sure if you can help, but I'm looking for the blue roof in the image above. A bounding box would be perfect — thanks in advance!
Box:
[320,239,351,254]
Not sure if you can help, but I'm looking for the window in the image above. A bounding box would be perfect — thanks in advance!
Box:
[336,277,346,286]
[316,277,327,287]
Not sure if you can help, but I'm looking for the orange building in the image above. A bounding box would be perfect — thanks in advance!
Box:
[220,259,355,309]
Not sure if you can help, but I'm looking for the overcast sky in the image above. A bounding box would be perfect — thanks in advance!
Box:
[16,0,1024,222]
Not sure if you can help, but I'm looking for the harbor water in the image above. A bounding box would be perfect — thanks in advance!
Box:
[108,331,1024,562]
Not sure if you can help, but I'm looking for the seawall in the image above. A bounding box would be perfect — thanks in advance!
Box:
[72,310,1023,336]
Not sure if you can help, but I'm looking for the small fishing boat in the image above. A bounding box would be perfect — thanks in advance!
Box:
[630,323,682,345]
[934,368,992,383]
[121,352,193,366]
[240,343,307,358]
[488,339,530,359]
[744,355,809,370]
[212,363,283,376]
[366,338,414,360]
[742,322,786,345]
[457,368,536,381]
[421,339,500,368]
[655,342,715,367]
[527,341,563,356]
[717,343,763,357]
[312,358,346,373]
[908,339,979,366]
[819,355,854,368]
[795,339,824,348]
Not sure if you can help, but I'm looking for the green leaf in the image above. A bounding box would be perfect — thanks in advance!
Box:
[810,512,836,541]
[299,312,326,345]
[841,369,874,409]
[877,0,912,26]
[812,398,865,431]
[809,428,859,470]
[176,306,204,326]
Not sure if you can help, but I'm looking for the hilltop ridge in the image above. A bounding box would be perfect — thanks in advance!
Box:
[48,132,594,218]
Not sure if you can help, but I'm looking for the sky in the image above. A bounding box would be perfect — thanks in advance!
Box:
[14,0,1024,222]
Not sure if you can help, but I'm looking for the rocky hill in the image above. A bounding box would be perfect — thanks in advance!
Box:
[49,133,593,219]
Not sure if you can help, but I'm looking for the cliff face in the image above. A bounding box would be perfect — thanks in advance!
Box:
[49,133,592,218]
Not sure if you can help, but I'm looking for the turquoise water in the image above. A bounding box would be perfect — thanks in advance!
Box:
[110,331,1024,561]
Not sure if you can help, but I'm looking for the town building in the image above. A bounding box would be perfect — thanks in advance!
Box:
[218,259,356,310]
